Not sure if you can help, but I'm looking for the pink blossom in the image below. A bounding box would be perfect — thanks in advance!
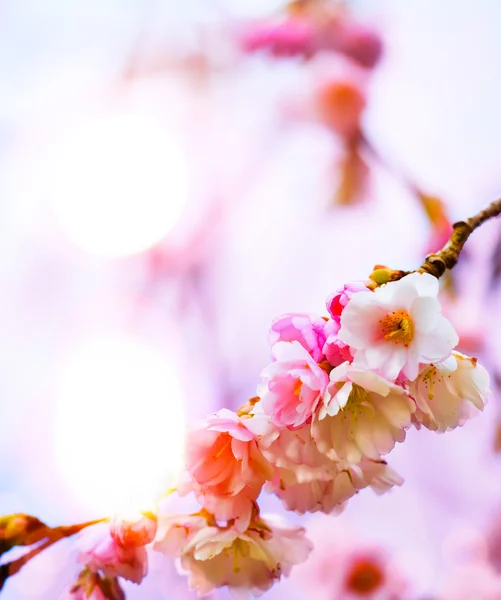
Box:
[238,16,383,68]
[239,19,315,58]
[339,272,459,381]
[258,341,329,429]
[322,318,353,367]
[320,19,384,69]
[181,409,274,531]
[77,522,147,584]
[269,313,327,362]
[312,363,415,463]
[110,511,157,548]
[258,418,403,513]
[291,517,408,600]
[267,459,402,515]
[156,514,313,598]
[410,352,489,432]
[258,421,335,482]
[326,281,370,322]
[153,512,209,557]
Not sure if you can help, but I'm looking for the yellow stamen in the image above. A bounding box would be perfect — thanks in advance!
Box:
[379,310,414,346]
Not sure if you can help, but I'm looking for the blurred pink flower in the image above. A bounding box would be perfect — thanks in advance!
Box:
[239,19,316,58]
[313,363,415,463]
[77,522,147,584]
[156,514,312,598]
[269,313,327,362]
[181,409,274,531]
[410,352,489,432]
[339,273,459,381]
[258,341,329,429]
[291,517,407,600]
[326,281,370,322]
[320,18,384,69]
[110,511,157,548]
[238,15,383,68]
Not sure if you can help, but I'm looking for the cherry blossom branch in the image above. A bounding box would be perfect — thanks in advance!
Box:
[0,518,104,591]
[417,198,501,278]
[369,198,501,286]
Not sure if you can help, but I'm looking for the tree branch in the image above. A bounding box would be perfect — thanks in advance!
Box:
[417,198,501,278]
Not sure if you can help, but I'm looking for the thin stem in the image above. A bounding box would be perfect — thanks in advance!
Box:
[417,198,501,278]
[0,518,104,590]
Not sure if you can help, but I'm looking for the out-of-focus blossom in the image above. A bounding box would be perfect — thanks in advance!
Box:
[313,363,415,463]
[77,522,148,584]
[339,273,459,381]
[156,513,312,598]
[441,295,486,356]
[326,282,370,322]
[110,511,157,548]
[181,409,274,531]
[486,511,501,572]
[291,517,407,600]
[410,351,489,432]
[269,313,327,363]
[239,15,383,69]
[258,341,329,429]
[239,19,316,58]
[318,17,384,69]
[438,562,501,600]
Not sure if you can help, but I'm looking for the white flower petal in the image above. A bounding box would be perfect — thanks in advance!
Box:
[410,296,440,334]
[417,317,458,362]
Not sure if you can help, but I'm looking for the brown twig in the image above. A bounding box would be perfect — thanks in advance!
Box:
[416,198,501,278]
[0,518,104,590]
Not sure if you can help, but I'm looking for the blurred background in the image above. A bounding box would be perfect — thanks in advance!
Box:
[2,0,501,598]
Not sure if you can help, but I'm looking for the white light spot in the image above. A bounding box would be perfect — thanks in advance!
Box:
[54,334,186,515]
[49,113,189,257]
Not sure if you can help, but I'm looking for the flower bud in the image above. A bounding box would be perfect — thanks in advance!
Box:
[0,514,47,553]
[110,511,157,548]
[62,569,124,600]
[315,76,366,139]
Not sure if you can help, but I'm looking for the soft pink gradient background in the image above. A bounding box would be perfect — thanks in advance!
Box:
[1,1,501,598]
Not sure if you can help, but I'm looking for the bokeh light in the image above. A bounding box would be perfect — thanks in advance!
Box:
[49,113,189,258]
[54,334,186,515]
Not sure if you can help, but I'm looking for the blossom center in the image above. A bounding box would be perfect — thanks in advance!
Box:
[379,310,414,346]
[231,538,250,573]
[345,558,384,595]
[345,384,370,419]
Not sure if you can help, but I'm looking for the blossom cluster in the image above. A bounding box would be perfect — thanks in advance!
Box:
[66,272,489,599]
